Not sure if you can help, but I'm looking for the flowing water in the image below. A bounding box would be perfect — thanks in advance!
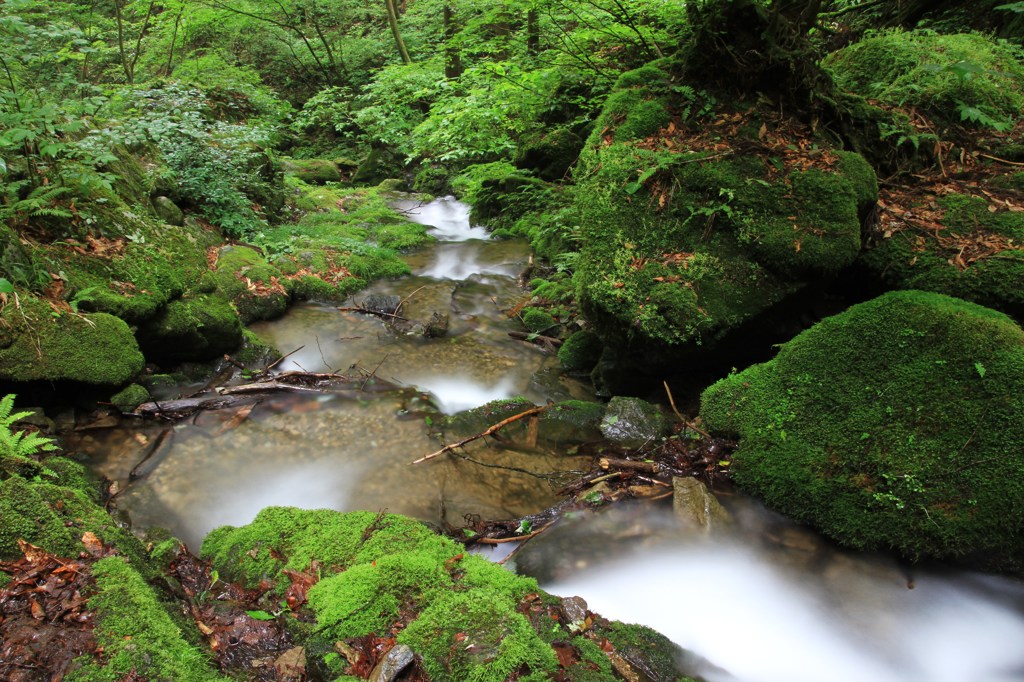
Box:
[69,197,1024,681]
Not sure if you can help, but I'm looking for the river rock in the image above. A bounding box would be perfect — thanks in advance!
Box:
[600,397,671,449]
[672,477,731,535]
[362,294,401,316]
[369,644,414,682]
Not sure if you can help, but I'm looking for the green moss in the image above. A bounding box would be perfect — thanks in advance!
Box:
[558,331,603,372]
[201,508,460,591]
[209,245,290,323]
[701,290,1024,573]
[598,622,695,682]
[514,128,584,182]
[136,293,243,364]
[0,476,80,559]
[281,158,341,184]
[0,295,143,386]
[70,557,223,682]
[572,129,871,350]
[235,328,277,367]
[825,30,1024,131]
[397,589,558,682]
[309,551,455,640]
[859,194,1024,317]
[110,384,151,413]
[521,307,557,333]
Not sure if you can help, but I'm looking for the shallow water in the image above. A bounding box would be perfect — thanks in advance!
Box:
[71,197,590,549]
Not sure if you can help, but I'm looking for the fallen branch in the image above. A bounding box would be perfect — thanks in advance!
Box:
[474,521,555,544]
[215,381,328,395]
[599,457,658,473]
[411,405,549,464]
[663,381,711,439]
[267,346,304,371]
[337,305,408,321]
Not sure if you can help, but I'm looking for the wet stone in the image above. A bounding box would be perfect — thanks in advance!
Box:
[600,397,671,449]
[672,477,732,535]
[369,644,414,682]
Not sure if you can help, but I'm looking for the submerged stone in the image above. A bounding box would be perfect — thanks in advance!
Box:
[672,477,732,535]
[600,397,671,449]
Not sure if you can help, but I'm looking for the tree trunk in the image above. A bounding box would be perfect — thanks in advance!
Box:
[443,4,462,78]
[385,0,413,64]
[527,8,540,56]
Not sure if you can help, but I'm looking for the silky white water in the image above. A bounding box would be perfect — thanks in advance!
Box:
[542,506,1024,682]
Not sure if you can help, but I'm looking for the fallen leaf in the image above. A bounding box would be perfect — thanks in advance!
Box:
[81,532,103,557]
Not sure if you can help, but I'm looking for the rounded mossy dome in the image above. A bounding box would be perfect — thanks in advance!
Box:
[701,290,1024,573]
[824,30,1024,130]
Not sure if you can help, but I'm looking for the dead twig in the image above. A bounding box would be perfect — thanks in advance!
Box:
[411,405,550,464]
[267,346,304,371]
[664,381,711,439]
[337,305,408,321]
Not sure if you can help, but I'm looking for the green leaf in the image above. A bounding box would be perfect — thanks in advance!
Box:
[246,610,275,621]
[975,362,986,378]
[0,279,14,294]
[606,415,619,425]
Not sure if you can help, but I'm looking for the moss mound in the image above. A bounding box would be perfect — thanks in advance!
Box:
[701,290,1024,573]
[208,245,290,323]
[72,557,223,681]
[825,30,1024,132]
[573,107,874,350]
[203,507,561,680]
[0,296,143,386]
[136,293,243,364]
[860,192,1024,318]
[280,158,341,184]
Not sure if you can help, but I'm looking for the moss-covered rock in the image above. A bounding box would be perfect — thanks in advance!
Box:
[281,158,342,185]
[570,70,877,363]
[72,556,224,681]
[825,30,1024,133]
[110,383,151,413]
[558,330,603,373]
[208,245,290,323]
[521,307,557,333]
[203,508,559,679]
[514,128,584,182]
[0,295,143,386]
[701,290,1024,573]
[136,293,244,364]
[859,193,1024,318]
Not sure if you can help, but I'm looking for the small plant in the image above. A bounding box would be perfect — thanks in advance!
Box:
[0,394,58,459]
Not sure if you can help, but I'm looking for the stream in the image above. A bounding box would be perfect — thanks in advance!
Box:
[69,197,1024,682]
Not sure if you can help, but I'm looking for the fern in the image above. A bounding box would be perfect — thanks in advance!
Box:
[0,394,58,459]
[0,181,73,227]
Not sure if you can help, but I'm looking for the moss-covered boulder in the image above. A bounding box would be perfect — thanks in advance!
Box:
[0,296,143,386]
[110,383,151,413]
[514,128,584,182]
[558,330,603,373]
[208,245,290,323]
[281,158,342,185]
[700,290,1024,573]
[136,294,243,364]
[859,191,1024,319]
[0,458,149,566]
[572,67,877,361]
[202,508,556,680]
[825,30,1024,134]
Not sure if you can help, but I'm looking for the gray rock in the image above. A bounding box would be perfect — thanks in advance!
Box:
[362,294,402,316]
[672,477,731,535]
[369,644,414,682]
[559,596,588,626]
[152,195,184,226]
[423,311,449,338]
[600,397,670,449]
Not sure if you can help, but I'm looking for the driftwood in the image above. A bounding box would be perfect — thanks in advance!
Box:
[411,405,549,464]
[135,395,253,418]
[215,381,327,396]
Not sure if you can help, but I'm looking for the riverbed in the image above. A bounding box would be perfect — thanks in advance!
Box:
[70,196,1024,682]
